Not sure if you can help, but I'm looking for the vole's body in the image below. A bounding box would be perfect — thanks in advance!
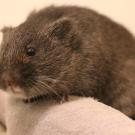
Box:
[0,6,135,118]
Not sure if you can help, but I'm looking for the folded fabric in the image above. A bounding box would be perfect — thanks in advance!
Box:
[0,91,135,135]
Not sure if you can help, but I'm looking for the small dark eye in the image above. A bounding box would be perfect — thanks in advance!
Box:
[26,47,36,56]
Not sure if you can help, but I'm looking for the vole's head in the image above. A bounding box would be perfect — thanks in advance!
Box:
[0,17,81,101]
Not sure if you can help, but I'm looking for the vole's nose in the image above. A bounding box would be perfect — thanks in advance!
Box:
[1,72,18,91]
[3,73,15,86]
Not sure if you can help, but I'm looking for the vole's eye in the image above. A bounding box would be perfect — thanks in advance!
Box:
[26,47,36,56]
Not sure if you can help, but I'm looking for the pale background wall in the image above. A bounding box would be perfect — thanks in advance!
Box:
[0,0,135,42]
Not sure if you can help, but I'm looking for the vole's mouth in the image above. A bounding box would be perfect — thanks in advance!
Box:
[23,93,68,104]
[23,94,60,103]
[23,94,47,103]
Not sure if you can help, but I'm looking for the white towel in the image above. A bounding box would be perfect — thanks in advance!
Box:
[0,90,135,135]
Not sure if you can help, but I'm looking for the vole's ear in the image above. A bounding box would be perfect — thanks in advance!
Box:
[46,18,81,49]
[1,26,13,41]
[48,18,72,40]
[1,26,13,33]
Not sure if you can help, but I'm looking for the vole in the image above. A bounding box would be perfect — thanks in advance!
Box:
[0,6,135,118]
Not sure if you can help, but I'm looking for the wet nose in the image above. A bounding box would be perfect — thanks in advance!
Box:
[1,72,17,88]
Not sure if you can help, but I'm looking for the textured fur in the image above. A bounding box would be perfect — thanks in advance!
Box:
[0,6,135,118]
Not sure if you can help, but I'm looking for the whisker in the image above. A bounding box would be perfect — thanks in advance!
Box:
[26,79,43,96]
[32,85,42,95]
[36,80,61,97]
[37,75,58,83]
[34,82,50,95]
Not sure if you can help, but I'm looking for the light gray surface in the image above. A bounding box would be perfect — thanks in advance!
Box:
[0,91,135,135]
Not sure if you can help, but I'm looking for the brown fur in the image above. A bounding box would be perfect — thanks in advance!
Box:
[0,6,135,118]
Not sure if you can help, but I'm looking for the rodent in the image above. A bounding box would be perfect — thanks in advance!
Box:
[0,6,135,119]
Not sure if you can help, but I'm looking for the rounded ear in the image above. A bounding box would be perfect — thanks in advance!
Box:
[1,26,13,41]
[48,17,72,40]
[1,26,13,33]
[46,18,81,50]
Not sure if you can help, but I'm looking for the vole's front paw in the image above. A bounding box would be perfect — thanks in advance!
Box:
[56,94,69,104]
